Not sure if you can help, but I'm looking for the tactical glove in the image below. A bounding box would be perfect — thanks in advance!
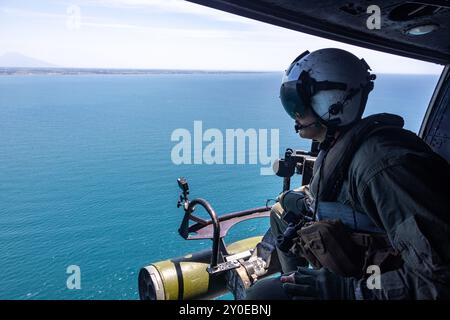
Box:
[282,267,356,300]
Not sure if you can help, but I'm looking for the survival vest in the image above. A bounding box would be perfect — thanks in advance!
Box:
[292,113,406,278]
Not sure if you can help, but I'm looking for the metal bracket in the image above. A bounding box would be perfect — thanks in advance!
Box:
[207,260,241,275]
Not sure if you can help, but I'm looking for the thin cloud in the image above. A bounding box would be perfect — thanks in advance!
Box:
[0,1,442,73]
[82,21,234,39]
[80,0,258,24]
[0,6,236,39]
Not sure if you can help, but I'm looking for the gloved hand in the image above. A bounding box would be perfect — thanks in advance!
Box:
[281,267,356,300]
[278,190,309,224]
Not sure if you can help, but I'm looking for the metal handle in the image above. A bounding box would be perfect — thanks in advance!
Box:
[185,198,221,268]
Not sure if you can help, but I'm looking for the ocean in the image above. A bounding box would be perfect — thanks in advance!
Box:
[0,72,439,299]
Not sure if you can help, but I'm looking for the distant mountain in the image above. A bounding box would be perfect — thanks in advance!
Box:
[0,52,57,68]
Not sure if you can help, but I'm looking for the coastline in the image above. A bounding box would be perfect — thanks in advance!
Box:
[0,67,276,76]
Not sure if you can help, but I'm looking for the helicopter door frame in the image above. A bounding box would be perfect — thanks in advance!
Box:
[419,64,450,162]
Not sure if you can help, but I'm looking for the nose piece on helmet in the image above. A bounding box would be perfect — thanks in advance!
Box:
[285,50,310,77]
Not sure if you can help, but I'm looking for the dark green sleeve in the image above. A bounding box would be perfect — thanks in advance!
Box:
[353,151,450,299]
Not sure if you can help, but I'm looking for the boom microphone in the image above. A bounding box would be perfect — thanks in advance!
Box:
[294,121,321,133]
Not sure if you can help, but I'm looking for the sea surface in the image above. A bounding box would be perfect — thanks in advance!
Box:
[0,72,440,299]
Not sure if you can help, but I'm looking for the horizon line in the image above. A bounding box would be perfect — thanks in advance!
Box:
[0,66,442,76]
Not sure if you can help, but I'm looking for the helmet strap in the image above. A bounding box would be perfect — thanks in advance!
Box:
[297,70,348,111]
[320,119,340,150]
[326,75,375,127]
[326,87,361,120]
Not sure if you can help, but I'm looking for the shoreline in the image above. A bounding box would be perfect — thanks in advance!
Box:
[0,67,278,76]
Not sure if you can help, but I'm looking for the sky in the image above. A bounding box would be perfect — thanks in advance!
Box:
[0,0,444,73]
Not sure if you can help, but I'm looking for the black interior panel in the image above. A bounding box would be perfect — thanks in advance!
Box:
[187,0,450,64]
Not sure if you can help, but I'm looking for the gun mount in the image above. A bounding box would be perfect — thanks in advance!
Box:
[138,143,318,300]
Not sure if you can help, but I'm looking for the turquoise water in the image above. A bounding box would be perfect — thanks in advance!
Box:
[0,73,439,299]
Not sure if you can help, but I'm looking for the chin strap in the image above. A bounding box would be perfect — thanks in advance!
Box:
[319,121,339,151]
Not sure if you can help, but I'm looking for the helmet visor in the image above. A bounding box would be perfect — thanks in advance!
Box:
[280,80,307,120]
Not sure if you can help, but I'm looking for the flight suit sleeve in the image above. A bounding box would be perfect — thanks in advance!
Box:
[352,152,450,299]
